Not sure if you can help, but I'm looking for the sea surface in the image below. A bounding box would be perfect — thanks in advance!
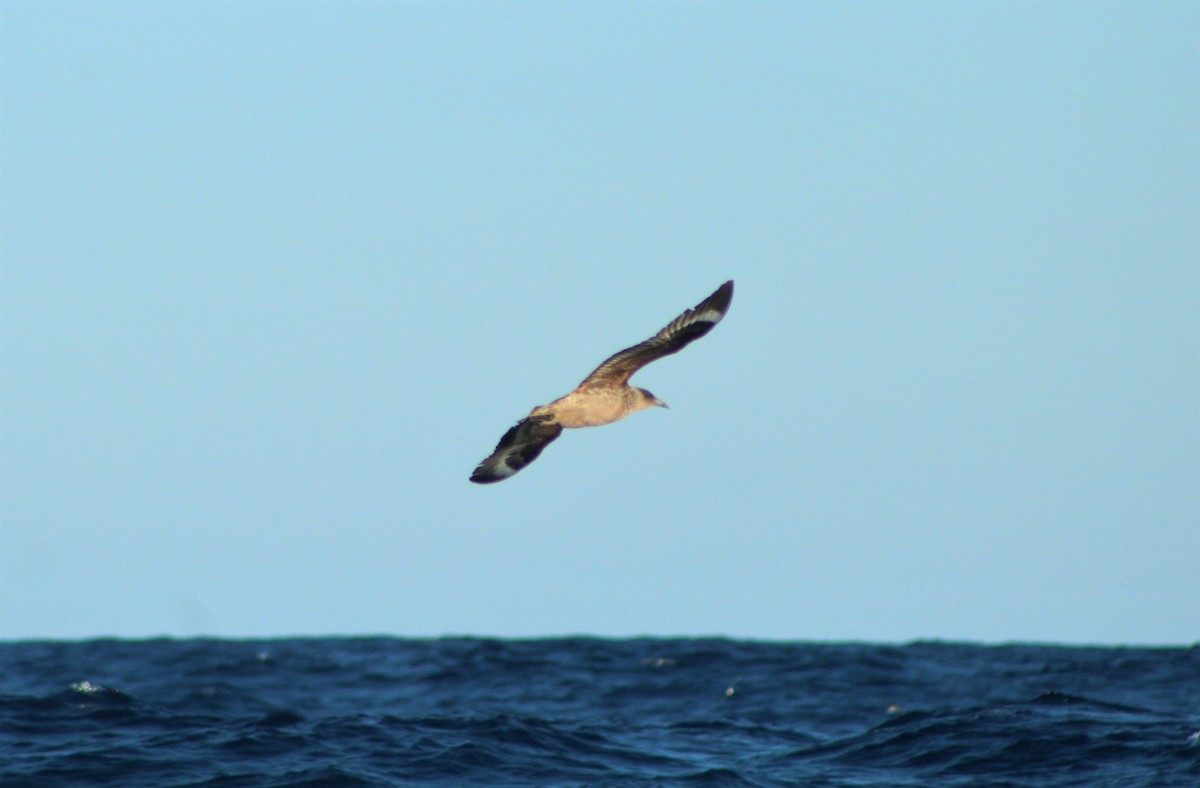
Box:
[1,637,1197,786]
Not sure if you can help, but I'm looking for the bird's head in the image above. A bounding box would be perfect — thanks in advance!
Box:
[637,388,669,410]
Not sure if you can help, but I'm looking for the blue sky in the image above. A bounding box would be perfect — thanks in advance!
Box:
[2,1,1196,644]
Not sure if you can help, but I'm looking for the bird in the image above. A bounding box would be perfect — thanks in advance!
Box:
[470,280,733,483]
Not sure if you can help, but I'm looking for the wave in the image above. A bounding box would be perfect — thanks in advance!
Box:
[2,639,1197,786]
[785,691,1200,785]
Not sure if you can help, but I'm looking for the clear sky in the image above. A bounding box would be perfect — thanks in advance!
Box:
[2,2,1196,644]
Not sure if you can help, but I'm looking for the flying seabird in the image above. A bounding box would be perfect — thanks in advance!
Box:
[470,280,733,484]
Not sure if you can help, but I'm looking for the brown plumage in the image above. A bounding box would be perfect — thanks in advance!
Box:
[470,280,733,484]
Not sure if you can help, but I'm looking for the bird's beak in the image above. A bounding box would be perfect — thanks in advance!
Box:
[654,399,669,409]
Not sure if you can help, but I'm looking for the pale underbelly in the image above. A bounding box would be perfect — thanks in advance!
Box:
[534,391,632,428]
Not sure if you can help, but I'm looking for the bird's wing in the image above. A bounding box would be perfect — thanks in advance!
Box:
[578,280,733,387]
[469,415,564,484]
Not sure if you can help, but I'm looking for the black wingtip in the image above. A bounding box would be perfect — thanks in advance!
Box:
[698,280,733,318]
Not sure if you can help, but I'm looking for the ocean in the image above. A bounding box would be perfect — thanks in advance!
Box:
[1,637,1197,786]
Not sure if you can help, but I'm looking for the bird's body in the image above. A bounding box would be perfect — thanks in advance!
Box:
[534,385,652,428]
[470,280,733,484]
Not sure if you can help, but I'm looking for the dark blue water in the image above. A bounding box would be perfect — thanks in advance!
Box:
[2,638,1197,786]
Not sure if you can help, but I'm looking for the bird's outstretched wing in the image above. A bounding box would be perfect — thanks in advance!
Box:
[578,280,733,387]
[469,415,564,484]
